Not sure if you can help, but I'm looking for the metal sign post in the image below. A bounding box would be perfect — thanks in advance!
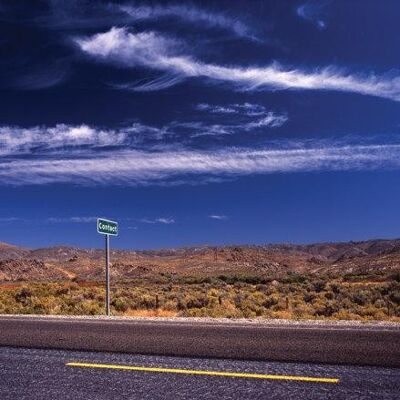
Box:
[97,218,118,316]
[105,233,110,316]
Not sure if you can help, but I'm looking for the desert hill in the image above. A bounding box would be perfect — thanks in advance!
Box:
[0,239,400,282]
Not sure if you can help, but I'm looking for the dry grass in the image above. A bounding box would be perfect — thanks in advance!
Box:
[123,309,178,318]
[0,272,399,321]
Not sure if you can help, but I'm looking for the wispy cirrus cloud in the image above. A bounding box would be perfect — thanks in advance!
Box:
[0,123,168,156]
[0,217,21,223]
[171,109,288,138]
[140,217,175,224]
[209,215,229,220]
[11,60,71,90]
[243,113,288,130]
[296,0,331,30]
[0,110,287,157]
[196,103,267,116]
[0,124,120,156]
[118,3,257,41]
[2,139,400,186]
[196,104,238,114]
[46,216,97,223]
[74,27,400,101]
[39,1,257,41]
[0,53,72,91]
[115,73,186,92]
[0,216,98,224]
[192,103,288,136]
[0,104,288,156]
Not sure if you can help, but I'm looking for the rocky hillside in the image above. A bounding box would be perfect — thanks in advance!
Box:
[0,239,400,282]
[0,242,30,260]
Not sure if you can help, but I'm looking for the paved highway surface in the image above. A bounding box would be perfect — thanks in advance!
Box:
[0,315,399,367]
[1,347,399,399]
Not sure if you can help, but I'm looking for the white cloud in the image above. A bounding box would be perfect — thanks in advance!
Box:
[141,217,175,224]
[41,1,257,42]
[196,103,267,116]
[0,114,287,157]
[1,141,400,186]
[0,119,275,158]
[209,215,229,220]
[242,112,288,130]
[0,123,166,156]
[0,217,20,222]
[75,27,400,101]
[47,216,97,223]
[196,104,239,114]
[173,122,233,137]
[172,109,288,137]
[75,28,182,69]
[296,1,330,30]
[118,3,256,41]
[116,74,185,92]
[13,62,70,90]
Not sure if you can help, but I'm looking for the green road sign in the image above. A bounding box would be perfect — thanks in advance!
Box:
[97,218,118,236]
[97,218,118,316]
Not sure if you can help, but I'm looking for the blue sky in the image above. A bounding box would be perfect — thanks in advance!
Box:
[0,0,400,249]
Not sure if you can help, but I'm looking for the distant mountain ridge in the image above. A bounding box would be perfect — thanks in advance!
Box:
[1,239,400,282]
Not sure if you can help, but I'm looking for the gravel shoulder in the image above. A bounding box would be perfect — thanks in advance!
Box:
[1,313,399,330]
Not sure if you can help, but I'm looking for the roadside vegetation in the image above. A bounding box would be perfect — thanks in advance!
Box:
[0,272,399,321]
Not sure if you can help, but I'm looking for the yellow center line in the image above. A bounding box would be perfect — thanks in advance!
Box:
[65,362,339,384]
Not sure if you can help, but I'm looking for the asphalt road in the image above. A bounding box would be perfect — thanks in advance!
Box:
[0,315,400,367]
[1,346,399,399]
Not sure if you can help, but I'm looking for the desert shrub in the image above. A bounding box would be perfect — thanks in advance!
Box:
[239,298,259,318]
[245,275,270,284]
[379,285,390,296]
[15,287,32,303]
[185,294,208,309]
[394,306,400,317]
[303,292,316,303]
[282,274,308,284]
[69,283,80,291]
[217,275,233,284]
[112,298,128,312]
[55,285,70,296]
[333,310,361,320]
[374,299,386,308]
[389,290,400,305]
[233,293,243,308]
[263,295,279,308]
[343,273,369,282]
[163,299,178,311]
[239,293,264,317]
[359,305,386,319]
[1,274,399,321]
[388,272,400,282]
[218,274,270,285]
[83,290,97,300]
[255,284,269,293]
[324,291,334,300]
[176,296,186,311]
[292,304,312,319]
[352,290,369,306]
[329,283,341,294]
[313,281,326,293]
[314,302,338,317]
[96,294,105,302]
[183,307,209,317]
[183,276,215,285]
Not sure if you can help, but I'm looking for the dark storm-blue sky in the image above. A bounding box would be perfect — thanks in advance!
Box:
[0,0,400,249]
